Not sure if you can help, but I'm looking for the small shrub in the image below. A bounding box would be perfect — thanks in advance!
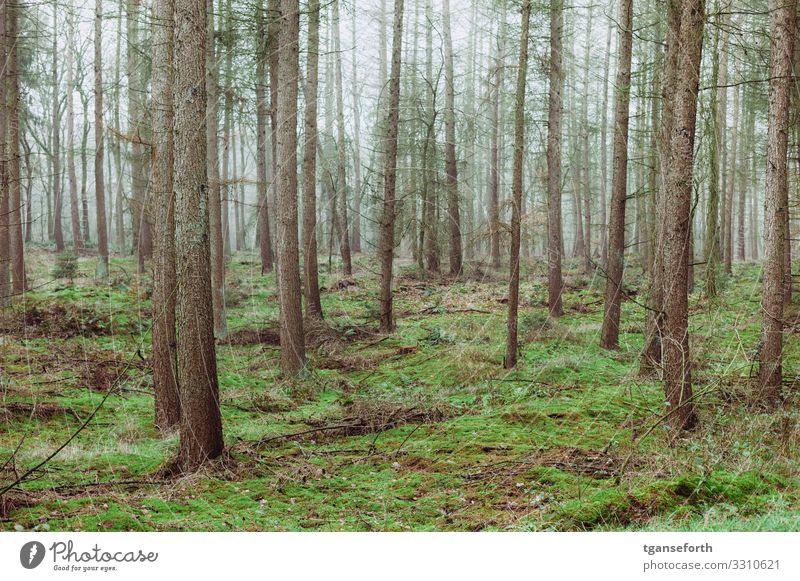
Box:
[52,251,79,282]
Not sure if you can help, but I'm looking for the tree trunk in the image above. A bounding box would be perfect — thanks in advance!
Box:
[52,1,64,252]
[378,0,405,333]
[0,0,8,305]
[546,0,564,317]
[174,0,223,470]
[7,0,25,293]
[505,0,531,370]
[94,0,109,278]
[662,0,704,431]
[302,0,323,319]
[443,0,462,276]
[350,5,363,254]
[66,13,82,254]
[759,0,796,399]
[207,0,227,339]
[489,23,503,270]
[255,3,274,273]
[275,0,306,375]
[704,14,721,298]
[151,0,180,432]
[599,0,633,350]
[333,0,352,275]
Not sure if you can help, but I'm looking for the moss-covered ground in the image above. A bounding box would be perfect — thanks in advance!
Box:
[1,248,799,531]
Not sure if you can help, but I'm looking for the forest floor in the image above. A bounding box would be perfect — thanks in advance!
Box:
[2,248,800,531]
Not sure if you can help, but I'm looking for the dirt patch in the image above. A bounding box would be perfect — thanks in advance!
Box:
[464,446,628,483]
[0,303,120,339]
[224,327,281,346]
[306,399,455,440]
[0,489,38,519]
[0,402,75,422]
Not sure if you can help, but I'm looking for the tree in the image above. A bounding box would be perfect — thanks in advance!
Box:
[6,0,25,294]
[151,0,180,431]
[94,0,109,278]
[255,2,274,274]
[547,0,564,317]
[505,0,531,370]
[0,0,8,306]
[174,0,223,470]
[661,0,704,431]
[52,1,64,253]
[66,12,82,254]
[599,0,633,350]
[333,0,352,276]
[442,0,462,276]
[378,0,405,333]
[275,0,306,375]
[758,0,796,400]
[207,0,227,339]
[302,0,323,319]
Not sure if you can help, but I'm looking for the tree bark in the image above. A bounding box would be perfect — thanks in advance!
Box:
[443,0,462,276]
[333,0,352,275]
[547,0,564,317]
[759,0,796,399]
[174,0,223,470]
[275,0,306,375]
[207,0,227,339]
[7,0,25,293]
[599,0,633,350]
[151,0,180,432]
[52,1,64,252]
[66,13,83,254]
[661,0,704,431]
[94,0,109,278]
[378,0,405,333]
[255,2,274,273]
[505,0,531,369]
[302,0,323,319]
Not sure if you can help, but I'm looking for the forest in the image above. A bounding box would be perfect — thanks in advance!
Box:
[0,0,799,532]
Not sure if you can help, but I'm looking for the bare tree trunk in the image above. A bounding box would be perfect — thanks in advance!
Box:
[255,2,274,273]
[580,5,594,273]
[422,0,438,274]
[505,0,531,370]
[662,0,704,431]
[736,95,748,262]
[113,0,126,252]
[151,0,180,432]
[303,0,323,319]
[221,0,234,260]
[7,0,25,293]
[333,0,352,275]
[207,0,227,339]
[599,0,633,350]
[725,69,739,275]
[52,2,64,252]
[705,14,721,298]
[94,0,109,278]
[599,19,612,267]
[275,0,306,375]
[443,0,462,276]
[0,0,8,305]
[66,13,83,254]
[127,0,151,271]
[378,0,405,333]
[174,0,223,471]
[759,0,796,399]
[488,22,503,270]
[350,5,363,254]
[547,0,564,317]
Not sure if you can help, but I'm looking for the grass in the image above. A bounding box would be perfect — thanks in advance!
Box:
[1,248,799,531]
